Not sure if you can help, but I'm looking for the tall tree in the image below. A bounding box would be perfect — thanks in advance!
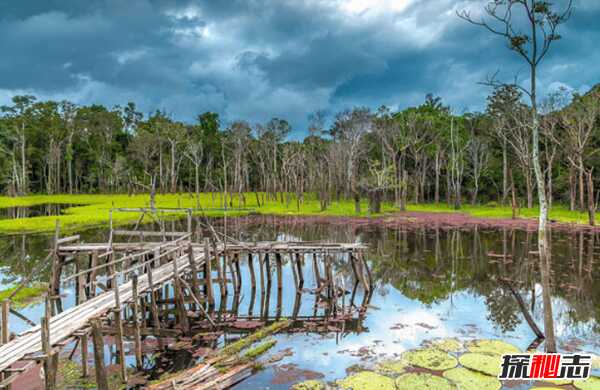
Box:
[459,0,574,353]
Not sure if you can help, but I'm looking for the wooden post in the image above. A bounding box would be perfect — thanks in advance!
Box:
[90,319,109,390]
[88,250,98,298]
[146,267,163,349]
[203,238,214,308]
[49,220,63,315]
[234,253,242,293]
[213,241,226,297]
[265,253,272,286]
[81,333,89,378]
[247,253,256,290]
[360,252,373,292]
[186,244,201,300]
[1,300,9,344]
[41,315,57,390]
[312,253,321,290]
[172,260,190,333]
[131,275,143,370]
[275,253,283,292]
[112,277,127,383]
[295,253,304,289]
[187,210,192,233]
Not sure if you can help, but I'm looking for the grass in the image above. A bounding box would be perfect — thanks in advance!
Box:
[0,192,596,234]
[0,283,47,308]
[409,202,594,225]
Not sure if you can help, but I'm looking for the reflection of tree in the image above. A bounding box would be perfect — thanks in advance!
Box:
[484,288,520,332]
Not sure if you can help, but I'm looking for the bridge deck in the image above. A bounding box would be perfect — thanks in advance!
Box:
[0,248,203,373]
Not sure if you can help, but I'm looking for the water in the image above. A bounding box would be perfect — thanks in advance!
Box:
[0,216,599,388]
[0,204,84,220]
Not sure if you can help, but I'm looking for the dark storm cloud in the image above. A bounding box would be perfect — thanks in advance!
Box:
[0,0,599,134]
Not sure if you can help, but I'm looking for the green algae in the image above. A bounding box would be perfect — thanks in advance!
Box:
[212,320,290,361]
[464,339,520,356]
[458,353,502,377]
[574,376,600,390]
[442,367,501,390]
[424,338,463,353]
[394,372,456,390]
[336,371,396,390]
[291,379,326,390]
[402,348,458,371]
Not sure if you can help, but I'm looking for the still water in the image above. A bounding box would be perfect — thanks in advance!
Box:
[0,215,599,388]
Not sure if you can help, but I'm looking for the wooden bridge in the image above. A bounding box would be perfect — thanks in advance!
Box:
[0,209,371,389]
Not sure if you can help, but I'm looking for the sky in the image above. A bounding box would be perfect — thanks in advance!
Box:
[0,0,599,136]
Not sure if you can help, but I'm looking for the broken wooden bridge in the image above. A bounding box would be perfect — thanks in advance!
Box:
[0,209,372,389]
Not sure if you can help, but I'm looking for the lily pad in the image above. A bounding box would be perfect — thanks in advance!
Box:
[336,371,396,390]
[574,376,600,390]
[539,378,572,385]
[465,339,520,356]
[395,372,456,390]
[458,353,501,377]
[376,359,408,375]
[425,338,463,353]
[443,367,501,390]
[291,380,326,390]
[402,348,458,371]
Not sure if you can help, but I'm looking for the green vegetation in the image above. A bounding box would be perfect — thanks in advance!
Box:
[401,348,458,371]
[464,339,521,356]
[290,380,326,390]
[442,367,501,390]
[211,320,290,362]
[458,353,501,377]
[336,371,396,390]
[0,283,47,308]
[1,192,599,235]
[395,373,456,390]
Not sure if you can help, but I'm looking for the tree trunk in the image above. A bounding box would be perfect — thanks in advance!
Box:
[530,62,555,353]
[435,149,440,204]
[569,166,576,211]
[587,169,595,226]
[502,137,508,205]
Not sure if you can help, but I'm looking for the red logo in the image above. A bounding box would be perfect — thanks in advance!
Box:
[499,354,591,380]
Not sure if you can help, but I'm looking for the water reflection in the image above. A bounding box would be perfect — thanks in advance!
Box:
[0,216,599,387]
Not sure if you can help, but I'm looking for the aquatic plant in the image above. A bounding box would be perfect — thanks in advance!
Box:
[394,372,456,390]
[290,379,326,390]
[336,371,396,390]
[376,359,408,376]
[574,376,600,390]
[0,283,47,308]
[442,367,501,390]
[401,348,458,371]
[464,339,520,356]
[458,353,501,377]
[423,338,463,353]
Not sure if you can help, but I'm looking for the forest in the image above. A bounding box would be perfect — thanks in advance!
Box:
[1,84,599,217]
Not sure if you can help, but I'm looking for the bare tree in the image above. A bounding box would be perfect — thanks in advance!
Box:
[459,0,574,353]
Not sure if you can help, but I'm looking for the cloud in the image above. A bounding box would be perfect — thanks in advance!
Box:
[0,0,599,135]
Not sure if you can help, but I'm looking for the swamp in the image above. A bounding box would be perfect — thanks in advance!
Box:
[0,202,598,389]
